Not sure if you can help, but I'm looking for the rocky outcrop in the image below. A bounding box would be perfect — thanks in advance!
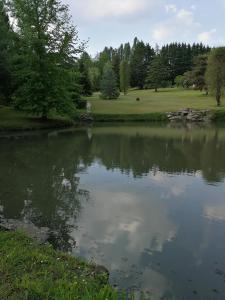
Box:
[78,113,94,122]
[167,109,212,123]
[0,218,49,244]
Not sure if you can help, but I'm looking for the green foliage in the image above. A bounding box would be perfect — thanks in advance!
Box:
[145,56,170,92]
[161,42,211,84]
[0,0,13,104]
[175,75,185,88]
[120,60,130,95]
[100,63,120,100]
[89,66,101,91]
[130,39,155,89]
[8,0,84,118]
[206,47,225,106]
[183,55,208,92]
[79,52,93,96]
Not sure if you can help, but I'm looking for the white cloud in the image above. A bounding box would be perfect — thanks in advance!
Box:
[153,26,172,41]
[165,4,177,13]
[152,7,200,42]
[65,0,159,22]
[176,9,195,26]
[198,29,217,43]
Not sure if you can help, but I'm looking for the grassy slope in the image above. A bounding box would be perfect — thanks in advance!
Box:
[86,88,225,115]
[0,106,73,131]
[0,231,123,300]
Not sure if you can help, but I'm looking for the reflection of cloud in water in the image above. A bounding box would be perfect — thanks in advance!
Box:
[72,185,176,296]
[204,204,225,221]
[142,268,171,299]
[149,171,189,198]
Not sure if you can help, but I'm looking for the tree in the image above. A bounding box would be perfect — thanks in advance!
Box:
[183,54,208,92]
[0,0,13,104]
[206,47,225,106]
[175,75,185,88]
[100,62,120,100]
[130,39,155,89]
[8,0,84,119]
[145,56,170,92]
[120,60,129,95]
[161,43,211,84]
[89,66,101,92]
[79,52,92,96]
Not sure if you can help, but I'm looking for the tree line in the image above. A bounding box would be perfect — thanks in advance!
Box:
[1,0,225,119]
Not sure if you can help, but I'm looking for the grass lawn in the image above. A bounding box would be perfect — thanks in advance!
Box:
[85,88,225,115]
[0,106,73,131]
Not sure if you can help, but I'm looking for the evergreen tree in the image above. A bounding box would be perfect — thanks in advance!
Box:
[206,47,225,106]
[100,63,120,100]
[161,43,211,84]
[145,56,170,92]
[0,0,13,104]
[79,52,92,96]
[8,0,84,118]
[120,60,129,95]
[183,54,208,92]
[130,39,155,89]
[112,50,121,86]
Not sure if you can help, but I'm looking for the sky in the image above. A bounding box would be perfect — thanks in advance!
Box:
[63,0,225,57]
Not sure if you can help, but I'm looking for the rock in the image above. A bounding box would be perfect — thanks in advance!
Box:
[166,109,211,123]
[0,218,50,244]
[79,114,93,122]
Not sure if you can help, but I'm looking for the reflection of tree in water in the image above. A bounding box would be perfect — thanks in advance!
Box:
[1,126,225,252]
[89,128,225,184]
[0,132,91,251]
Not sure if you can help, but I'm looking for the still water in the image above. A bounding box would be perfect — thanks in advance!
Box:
[1,124,225,299]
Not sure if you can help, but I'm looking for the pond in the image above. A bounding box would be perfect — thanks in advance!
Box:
[1,123,225,299]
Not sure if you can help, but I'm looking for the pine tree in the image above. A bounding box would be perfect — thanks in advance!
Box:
[120,60,129,95]
[79,52,92,96]
[145,56,170,92]
[130,39,155,89]
[100,63,120,100]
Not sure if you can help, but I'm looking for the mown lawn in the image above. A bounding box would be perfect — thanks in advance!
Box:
[0,106,73,131]
[85,88,225,115]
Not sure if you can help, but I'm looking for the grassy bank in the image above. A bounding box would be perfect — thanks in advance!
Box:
[84,88,225,122]
[0,106,73,131]
[0,231,130,300]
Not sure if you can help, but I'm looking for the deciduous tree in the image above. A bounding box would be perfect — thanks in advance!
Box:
[8,0,84,118]
[206,47,225,106]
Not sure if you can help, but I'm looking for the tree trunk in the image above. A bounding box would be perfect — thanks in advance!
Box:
[216,87,221,106]
[155,87,158,92]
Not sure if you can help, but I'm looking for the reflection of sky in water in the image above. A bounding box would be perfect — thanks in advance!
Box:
[2,126,225,299]
[72,163,225,299]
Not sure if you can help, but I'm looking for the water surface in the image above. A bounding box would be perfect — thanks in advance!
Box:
[1,124,225,299]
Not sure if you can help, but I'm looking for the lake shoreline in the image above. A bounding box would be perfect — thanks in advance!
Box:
[2,108,225,132]
[0,229,116,299]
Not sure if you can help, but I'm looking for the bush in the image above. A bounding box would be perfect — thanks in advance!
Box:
[75,99,87,109]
